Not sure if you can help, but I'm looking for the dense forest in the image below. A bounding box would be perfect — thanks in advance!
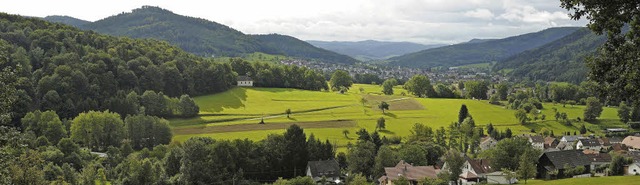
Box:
[72,6,356,64]
[0,12,236,125]
[387,27,581,68]
[495,28,607,83]
[0,12,339,185]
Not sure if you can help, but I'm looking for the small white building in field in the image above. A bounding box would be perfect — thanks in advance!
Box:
[237,75,253,87]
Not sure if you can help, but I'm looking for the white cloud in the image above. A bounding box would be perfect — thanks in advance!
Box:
[0,0,588,44]
[464,9,495,20]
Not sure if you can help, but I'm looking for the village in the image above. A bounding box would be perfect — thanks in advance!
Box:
[304,132,640,185]
[280,60,506,85]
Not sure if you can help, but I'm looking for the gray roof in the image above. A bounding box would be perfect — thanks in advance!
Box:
[529,135,544,143]
[562,135,580,142]
[579,139,601,147]
[542,150,591,169]
[237,75,253,81]
[307,160,340,178]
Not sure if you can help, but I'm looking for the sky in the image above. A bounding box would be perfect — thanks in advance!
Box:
[1,0,588,44]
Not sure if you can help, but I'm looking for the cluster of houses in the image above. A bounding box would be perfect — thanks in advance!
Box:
[304,134,640,185]
[279,59,501,84]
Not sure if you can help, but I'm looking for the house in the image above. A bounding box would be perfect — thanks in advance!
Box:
[561,135,582,143]
[609,137,624,144]
[479,137,498,151]
[611,143,629,154]
[460,157,493,184]
[442,157,493,184]
[306,160,341,184]
[556,141,575,150]
[537,150,591,179]
[584,153,612,174]
[622,136,640,151]
[628,163,640,175]
[528,135,545,150]
[378,160,439,185]
[576,139,603,152]
[485,171,517,185]
[544,137,559,149]
[237,75,253,87]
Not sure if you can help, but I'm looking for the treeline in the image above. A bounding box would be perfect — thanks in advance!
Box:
[230,58,329,91]
[0,122,335,184]
[0,13,236,126]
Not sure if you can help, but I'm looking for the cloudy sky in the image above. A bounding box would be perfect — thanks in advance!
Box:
[1,0,588,44]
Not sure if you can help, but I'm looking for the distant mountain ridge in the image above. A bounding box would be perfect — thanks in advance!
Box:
[44,6,356,64]
[494,28,607,83]
[387,27,583,68]
[43,15,90,27]
[307,40,445,61]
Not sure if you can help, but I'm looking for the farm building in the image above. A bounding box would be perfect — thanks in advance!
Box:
[237,75,253,87]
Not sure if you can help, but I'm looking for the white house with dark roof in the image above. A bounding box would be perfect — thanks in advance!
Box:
[306,159,341,184]
[528,135,545,150]
[237,75,253,87]
[576,139,603,152]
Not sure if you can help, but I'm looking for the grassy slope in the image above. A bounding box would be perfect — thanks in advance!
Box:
[169,84,628,150]
[521,176,640,185]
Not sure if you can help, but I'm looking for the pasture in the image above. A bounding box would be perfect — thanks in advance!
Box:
[522,176,640,185]
[169,84,630,149]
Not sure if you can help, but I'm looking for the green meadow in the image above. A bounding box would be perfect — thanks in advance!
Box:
[521,176,640,185]
[169,84,629,149]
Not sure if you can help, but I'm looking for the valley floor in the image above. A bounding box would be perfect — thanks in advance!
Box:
[169,84,629,150]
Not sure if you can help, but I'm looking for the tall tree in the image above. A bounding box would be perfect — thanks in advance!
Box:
[329,70,353,90]
[374,145,398,178]
[124,114,172,150]
[583,97,603,121]
[382,78,397,95]
[458,104,470,124]
[515,109,528,124]
[465,81,489,100]
[516,150,537,184]
[618,101,632,123]
[21,110,66,144]
[347,141,376,177]
[379,101,390,113]
[404,75,435,97]
[560,0,640,105]
[70,110,125,151]
[284,124,308,177]
[376,117,386,131]
[443,149,464,185]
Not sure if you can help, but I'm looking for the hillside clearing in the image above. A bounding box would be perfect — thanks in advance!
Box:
[170,84,631,146]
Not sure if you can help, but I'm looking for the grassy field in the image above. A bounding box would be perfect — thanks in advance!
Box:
[169,84,630,149]
[521,176,640,185]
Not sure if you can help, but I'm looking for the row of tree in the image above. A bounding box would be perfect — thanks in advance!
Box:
[230,58,329,91]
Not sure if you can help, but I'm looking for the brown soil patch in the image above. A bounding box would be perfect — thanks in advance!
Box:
[173,120,356,135]
[364,95,424,111]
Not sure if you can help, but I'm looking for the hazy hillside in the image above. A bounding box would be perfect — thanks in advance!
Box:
[254,34,358,64]
[43,15,90,27]
[307,40,444,61]
[494,28,606,83]
[79,6,356,64]
[387,27,582,68]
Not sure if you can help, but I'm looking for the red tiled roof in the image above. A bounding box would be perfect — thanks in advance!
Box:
[383,160,439,181]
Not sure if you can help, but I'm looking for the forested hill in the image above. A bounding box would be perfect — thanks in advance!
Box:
[306,40,444,61]
[387,27,582,68]
[494,28,607,84]
[0,12,238,123]
[43,15,90,27]
[77,6,356,64]
[252,34,358,64]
